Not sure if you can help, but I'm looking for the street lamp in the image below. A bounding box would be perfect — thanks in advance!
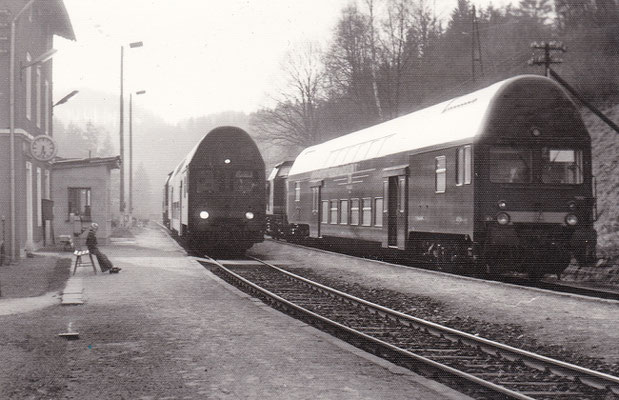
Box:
[53,90,79,107]
[119,41,143,227]
[129,90,146,223]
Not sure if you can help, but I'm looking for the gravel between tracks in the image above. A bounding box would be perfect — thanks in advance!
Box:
[248,240,619,378]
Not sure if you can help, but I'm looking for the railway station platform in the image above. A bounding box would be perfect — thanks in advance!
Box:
[57,226,470,399]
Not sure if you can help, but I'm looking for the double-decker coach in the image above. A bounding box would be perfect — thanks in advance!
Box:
[284,75,596,277]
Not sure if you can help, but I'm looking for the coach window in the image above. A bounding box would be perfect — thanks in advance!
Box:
[350,198,360,225]
[321,200,329,223]
[295,182,301,201]
[362,198,372,226]
[456,146,472,186]
[311,187,319,213]
[340,199,349,224]
[374,198,383,226]
[435,156,446,193]
[330,200,338,224]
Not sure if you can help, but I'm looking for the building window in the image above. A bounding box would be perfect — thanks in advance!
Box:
[311,187,319,212]
[350,198,360,225]
[330,200,338,224]
[36,168,42,226]
[374,198,383,226]
[68,188,92,221]
[435,156,446,193]
[25,53,32,120]
[398,177,406,213]
[44,81,49,134]
[321,200,329,223]
[44,169,50,199]
[295,182,301,201]
[456,145,472,185]
[340,199,348,224]
[362,197,372,226]
[36,66,41,128]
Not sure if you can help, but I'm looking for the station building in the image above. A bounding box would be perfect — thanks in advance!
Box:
[52,156,121,247]
[0,0,75,261]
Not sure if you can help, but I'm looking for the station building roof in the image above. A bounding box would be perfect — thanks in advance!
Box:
[44,0,76,41]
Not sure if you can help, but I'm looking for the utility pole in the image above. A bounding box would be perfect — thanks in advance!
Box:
[529,41,619,136]
[471,5,484,81]
[528,41,566,76]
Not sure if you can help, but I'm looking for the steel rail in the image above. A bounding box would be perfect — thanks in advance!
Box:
[246,256,619,395]
[266,238,619,303]
[208,257,536,399]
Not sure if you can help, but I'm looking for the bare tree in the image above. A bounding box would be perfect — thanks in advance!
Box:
[252,42,326,147]
[364,0,384,120]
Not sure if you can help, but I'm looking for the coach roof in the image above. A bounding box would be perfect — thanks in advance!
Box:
[288,75,570,176]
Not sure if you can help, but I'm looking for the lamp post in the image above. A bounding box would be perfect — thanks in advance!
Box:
[129,90,146,224]
[119,41,143,227]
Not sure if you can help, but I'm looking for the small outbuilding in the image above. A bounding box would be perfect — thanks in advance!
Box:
[52,156,120,247]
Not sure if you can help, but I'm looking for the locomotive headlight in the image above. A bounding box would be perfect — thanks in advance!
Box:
[200,211,210,219]
[568,201,577,210]
[565,214,578,226]
[497,200,507,209]
[496,212,510,225]
[245,212,255,220]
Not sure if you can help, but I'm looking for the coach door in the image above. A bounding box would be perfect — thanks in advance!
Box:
[384,167,408,249]
[311,181,323,238]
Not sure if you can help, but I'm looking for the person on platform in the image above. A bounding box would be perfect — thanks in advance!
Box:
[86,223,121,274]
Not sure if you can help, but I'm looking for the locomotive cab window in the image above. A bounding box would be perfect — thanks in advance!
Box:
[489,147,532,183]
[489,146,583,185]
[541,148,583,184]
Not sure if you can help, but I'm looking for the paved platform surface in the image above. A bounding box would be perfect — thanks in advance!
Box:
[58,226,470,399]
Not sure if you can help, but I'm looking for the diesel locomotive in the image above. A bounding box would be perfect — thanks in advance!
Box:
[164,126,265,254]
[267,75,597,278]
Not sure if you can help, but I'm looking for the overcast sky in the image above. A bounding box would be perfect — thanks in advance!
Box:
[53,0,507,123]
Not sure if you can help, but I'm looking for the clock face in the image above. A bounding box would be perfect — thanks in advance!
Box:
[30,136,58,161]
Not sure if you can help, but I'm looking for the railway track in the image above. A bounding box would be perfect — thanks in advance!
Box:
[267,238,619,302]
[201,255,619,400]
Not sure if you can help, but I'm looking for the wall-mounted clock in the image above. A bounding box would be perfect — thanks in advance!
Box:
[30,135,58,162]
